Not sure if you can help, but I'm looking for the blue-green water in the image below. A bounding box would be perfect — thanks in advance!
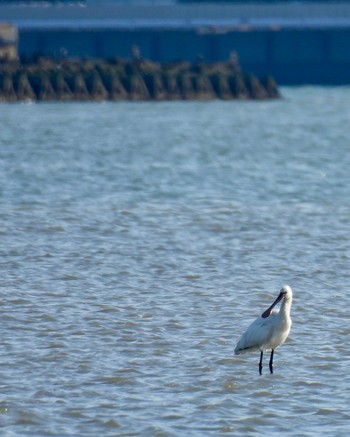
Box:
[1,88,350,436]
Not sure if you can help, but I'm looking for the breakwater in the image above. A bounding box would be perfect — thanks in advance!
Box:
[0,57,279,102]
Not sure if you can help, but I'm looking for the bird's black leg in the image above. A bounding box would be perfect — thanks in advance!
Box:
[259,351,263,375]
[269,349,274,374]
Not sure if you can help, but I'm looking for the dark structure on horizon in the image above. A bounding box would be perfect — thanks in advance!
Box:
[1,1,350,84]
[0,55,280,102]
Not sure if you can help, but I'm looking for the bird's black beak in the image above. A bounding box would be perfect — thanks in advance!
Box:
[261,291,284,318]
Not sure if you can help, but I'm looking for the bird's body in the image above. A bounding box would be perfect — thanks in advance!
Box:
[234,285,293,374]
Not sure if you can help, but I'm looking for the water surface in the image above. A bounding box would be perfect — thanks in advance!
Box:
[1,88,350,436]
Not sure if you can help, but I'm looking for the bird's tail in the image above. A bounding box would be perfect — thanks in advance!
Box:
[234,342,244,355]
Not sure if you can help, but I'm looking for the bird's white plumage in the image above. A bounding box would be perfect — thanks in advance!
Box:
[234,285,292,356]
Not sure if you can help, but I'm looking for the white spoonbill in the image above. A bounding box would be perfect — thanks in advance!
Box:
[234,285,293,374]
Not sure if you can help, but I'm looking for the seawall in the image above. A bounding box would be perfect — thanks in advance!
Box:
[0,57,279,102]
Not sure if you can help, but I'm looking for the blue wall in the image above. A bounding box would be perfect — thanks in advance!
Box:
[19,27,350,84]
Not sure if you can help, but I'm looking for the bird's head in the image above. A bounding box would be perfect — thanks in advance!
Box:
[261,285,293,318]
[280,285,293,301]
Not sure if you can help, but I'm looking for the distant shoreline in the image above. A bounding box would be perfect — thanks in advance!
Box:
[0,56,280,102]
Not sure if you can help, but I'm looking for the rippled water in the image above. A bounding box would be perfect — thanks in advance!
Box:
[1,88,350,436]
